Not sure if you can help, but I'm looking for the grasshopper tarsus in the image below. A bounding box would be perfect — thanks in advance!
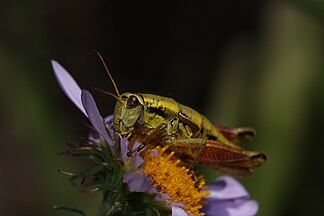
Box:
[189,169,200,188]
[126,142,146,157]
[126,151,132,157]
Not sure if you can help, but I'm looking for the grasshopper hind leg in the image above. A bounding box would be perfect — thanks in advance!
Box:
[171,138,266,176]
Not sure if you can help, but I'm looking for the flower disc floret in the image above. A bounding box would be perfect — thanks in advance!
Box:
[142,145,210,216]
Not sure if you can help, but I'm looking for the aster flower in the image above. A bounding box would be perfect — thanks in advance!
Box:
[52,60,259,216]
[52,60,170,215]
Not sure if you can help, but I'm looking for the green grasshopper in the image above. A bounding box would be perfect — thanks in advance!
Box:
[97,53,266,176]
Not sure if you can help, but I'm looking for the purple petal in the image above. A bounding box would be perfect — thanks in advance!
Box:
[51,60,87,117]
[119,136,145,170]
[131,141,145,170]
[206,176,249,200]
[123,172,153,192]
[119,137,144,170]
[202,198,258,216]
[132,151,144,170]
[81,90,114,151]
[119,135,130,160]
[104,115,114,124]
[88,130,102,144]
[148,149,159,157]
[171,205,191,216]
[88,115,114,143]
[133,141,141,149]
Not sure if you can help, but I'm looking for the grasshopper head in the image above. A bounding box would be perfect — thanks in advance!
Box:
[112,92,144,135]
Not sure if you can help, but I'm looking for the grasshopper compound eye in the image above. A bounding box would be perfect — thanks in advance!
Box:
[126,95,139,109]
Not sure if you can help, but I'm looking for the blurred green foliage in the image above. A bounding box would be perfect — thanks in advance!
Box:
[0,1,323,215]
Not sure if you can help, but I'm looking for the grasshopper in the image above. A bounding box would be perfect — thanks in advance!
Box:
[97,53,266,176]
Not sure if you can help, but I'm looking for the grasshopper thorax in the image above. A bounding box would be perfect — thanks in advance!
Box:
[112,92,145,135]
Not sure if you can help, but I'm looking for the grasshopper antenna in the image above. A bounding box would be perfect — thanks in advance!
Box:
[92,87,124,104]
[93,49,120,97]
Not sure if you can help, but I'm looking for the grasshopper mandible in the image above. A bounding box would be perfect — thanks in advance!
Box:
[97,53,266,176]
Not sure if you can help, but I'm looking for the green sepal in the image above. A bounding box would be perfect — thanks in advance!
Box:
[97,190,171,216]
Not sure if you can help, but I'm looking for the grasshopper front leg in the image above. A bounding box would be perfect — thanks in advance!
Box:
[127,123,167,157]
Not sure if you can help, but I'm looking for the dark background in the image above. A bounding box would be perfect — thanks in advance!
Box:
[1,0,324,215]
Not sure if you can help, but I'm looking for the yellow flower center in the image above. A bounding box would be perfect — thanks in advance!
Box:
[142,145,210,216]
